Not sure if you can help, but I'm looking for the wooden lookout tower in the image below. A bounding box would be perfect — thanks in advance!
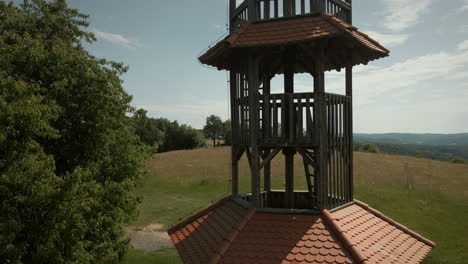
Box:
[169,1,436,263]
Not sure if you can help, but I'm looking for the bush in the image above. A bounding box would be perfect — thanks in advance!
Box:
[450,157,466,164]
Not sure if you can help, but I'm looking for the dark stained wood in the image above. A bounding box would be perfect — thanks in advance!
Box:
[230,68,239,195]
[346,66,353,201]
[248,0,258,21]
[313,48,328,209]
[226,0,356,211]
[248,55,261,207]
[260,147,281,169]
[284,149,295,208]
[274,0,279,18]
[264,0,270,19]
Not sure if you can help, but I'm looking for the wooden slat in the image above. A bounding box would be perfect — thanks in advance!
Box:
[281,94,286,139]
[274,0,279,17]
[273,96,278,140]
[289,95,294,143]
[264,0,270,19]
[297,96,303,141]
[346,66,353,201]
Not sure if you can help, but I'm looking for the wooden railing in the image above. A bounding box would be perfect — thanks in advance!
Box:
[259,92,317,146]
[230,0,352,31]
[232,92,351,151]
[325,93,352,208]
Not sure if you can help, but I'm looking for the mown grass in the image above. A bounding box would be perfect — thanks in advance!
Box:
[122,248,182,264]
[123,147,468,264]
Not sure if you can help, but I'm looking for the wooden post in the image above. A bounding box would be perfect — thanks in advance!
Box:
[229,0,236,32]
[230,69,239,195]
[283,0,291,17]
[248,55,261,207]
[314,50,328,209]
[248,0,258,21]
[346,0,352,24]
[345,66,353,201]
[283,58,295,209]
[263,76,272,206]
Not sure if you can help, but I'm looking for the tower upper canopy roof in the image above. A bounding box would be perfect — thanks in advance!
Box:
[199,13,389,73]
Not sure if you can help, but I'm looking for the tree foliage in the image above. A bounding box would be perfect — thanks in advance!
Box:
[131,109,206,153]
[203,115,223,147]
[0,1,148,263]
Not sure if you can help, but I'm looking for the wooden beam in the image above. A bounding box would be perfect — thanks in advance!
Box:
[314,48,328,209]
[248,0,258,21]
[346,66,353,201]
[231,146,239,195]
[260,147,281,169]
[284,148,295,209]
[229,0,236,32]
[248,55,261,207]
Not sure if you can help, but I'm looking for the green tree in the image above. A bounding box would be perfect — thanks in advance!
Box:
[222,119,232,145]
[359,143,380,153]
[131,109,164,153]
[450,157,466,164]
[203,115,223,147]
[0,1,148,263]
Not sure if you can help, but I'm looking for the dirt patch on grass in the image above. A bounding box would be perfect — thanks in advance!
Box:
[125,223,173,251]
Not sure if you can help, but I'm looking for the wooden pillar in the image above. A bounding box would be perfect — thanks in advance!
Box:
[346,0,352,24]
[229,0,236,32]
[283,0,293,17]
[248,55,261,207]
[263,76,272,206]
[345,66,353,201]
[230,69,239,195]
[248,0,258,21]
[314,50,328,209]
[284,63,295,209]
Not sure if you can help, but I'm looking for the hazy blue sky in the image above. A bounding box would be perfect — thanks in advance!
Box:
[47,1,468,132]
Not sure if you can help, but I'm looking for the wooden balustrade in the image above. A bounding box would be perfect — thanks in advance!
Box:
[325,93,352,207]
[232,92,351,151]
[230,0,352,31]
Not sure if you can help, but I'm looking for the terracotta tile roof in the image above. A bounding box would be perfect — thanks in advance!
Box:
[220,213,355,264]
[330,201,435,264]
[168,198,254,264]
[199,13,389,71]
[168,198,435,264]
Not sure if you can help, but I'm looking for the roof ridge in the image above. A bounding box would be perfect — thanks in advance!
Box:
[353,200,436,248]
[168,196,232,234]
[322,209,370,264]
[208,207,256,264]
[347,30,390,53]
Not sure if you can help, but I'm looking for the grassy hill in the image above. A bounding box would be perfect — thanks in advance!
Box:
[354,133,468,146]
[122,147,468,264]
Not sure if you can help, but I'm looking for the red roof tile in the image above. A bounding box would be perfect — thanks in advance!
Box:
[168,198,435,264]
[199,13,389,72]
[331,201,435,264]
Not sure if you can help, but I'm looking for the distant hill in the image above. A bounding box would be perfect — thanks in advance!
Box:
[354,133,468,146]
[354,133,468,161]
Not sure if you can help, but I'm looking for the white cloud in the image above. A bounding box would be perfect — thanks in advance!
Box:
[323,44,468,132]
[462,0,468,12]
[363,30,410,47]
[350,50,468,105]
[91,28,140,49]
[457,40,468,50]
[381,0,431,32]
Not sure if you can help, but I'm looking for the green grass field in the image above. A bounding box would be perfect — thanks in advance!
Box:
[121,147,468,264]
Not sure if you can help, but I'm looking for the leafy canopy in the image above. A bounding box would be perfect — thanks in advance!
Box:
[0,1,148,263]
[203,115,223,147]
